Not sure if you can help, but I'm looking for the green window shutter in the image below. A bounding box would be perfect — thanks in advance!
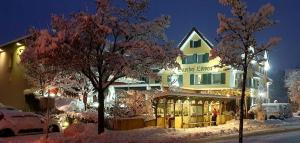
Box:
[203,53,209,63]
[190,41,193,48]
[207,73,212,84]
[198,40,201,47]
[182,57,186,64]
[221,73,226,84]
[193,54,197,63]
[201,74,208,84]
[178,75,183,86]
[190,74,194,85]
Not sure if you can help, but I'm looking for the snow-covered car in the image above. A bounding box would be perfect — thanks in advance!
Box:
[0,107,60,137]
[249,103,293,120]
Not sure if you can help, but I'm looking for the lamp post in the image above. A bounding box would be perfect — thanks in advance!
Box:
[264,51,270,103]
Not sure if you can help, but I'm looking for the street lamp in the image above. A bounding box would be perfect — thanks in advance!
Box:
[0,48,3,53]
[264,60,270,71]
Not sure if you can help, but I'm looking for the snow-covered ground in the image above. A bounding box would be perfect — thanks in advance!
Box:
[2,117,300,143]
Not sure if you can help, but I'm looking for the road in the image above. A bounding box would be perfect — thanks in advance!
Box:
[210,130,300,143]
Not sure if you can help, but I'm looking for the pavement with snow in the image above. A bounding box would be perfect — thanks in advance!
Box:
[1,117,300,143]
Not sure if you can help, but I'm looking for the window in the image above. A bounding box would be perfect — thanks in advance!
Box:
[201,73,212,84]
[190,40,201,48]
[184,54,197,64]
[141,77,149,83]
[197,53,209,63]
[212,74,222,84]
[212,73,225,84]
[197,54,203,63]
[182,53,209,64]
[252,79,259,88]
[190,105,203,116]
[192,73,226,85]
[195,74,202,85]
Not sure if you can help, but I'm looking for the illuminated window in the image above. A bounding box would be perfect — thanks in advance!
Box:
[204,101,209,115]
[190,105,203,116]
[195,74,202,85]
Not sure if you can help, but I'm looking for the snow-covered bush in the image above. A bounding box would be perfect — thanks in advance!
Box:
[64,123,86,136]
[107,90,159,120]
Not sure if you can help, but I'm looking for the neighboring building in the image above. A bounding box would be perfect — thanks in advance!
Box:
[105,76,162,108]
[156,28,271,128]
[0,36,30,110]
[0,36,161,111]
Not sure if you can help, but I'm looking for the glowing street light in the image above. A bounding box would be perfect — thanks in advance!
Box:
[264,60,270,71]
[0,48,3,53]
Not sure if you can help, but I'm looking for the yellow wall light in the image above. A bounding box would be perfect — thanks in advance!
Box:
[16,42,22,46]
[0,48,3,53]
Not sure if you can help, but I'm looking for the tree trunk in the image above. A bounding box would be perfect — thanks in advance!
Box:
[98,90,105,134]
[154,103,158,126]
[83,92,87,111]
[239,67,248,143]
[44,89,50,143]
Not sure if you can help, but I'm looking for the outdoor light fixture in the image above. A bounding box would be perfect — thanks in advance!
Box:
[16,42,22,46]
[263,51,270,71]
[264,61,270,71]
[0,48,3,53]
[259,92,265,97]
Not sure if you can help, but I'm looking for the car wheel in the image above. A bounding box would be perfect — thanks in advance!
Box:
[48,125,60,133]
[269,116,276,119]
[0,129,15,137]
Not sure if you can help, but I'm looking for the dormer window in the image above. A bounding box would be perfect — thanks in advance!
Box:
[190,40,201,48]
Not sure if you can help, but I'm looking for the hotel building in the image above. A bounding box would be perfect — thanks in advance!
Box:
[156,28,271,128]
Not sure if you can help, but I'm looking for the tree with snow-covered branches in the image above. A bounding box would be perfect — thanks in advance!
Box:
[21,30,59,139]
[211,0,280,142]
[54,72,96,111]
[285,71,300,111]
[28,0,180,134]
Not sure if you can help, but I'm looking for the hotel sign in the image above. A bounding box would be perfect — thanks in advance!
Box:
[182,66,214,72]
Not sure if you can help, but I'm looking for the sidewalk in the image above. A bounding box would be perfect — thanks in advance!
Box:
[189,123,300,143]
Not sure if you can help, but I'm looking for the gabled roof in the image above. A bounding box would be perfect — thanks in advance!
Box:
[178,27,214,50]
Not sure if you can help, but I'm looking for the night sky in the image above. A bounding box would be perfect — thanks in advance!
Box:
[0,0,298,101]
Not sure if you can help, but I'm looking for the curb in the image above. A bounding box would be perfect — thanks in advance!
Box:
[189,125,300,143]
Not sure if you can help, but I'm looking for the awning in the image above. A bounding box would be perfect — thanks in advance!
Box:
[155,91,238,100]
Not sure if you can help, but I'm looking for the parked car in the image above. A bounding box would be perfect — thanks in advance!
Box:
[0,106,60,137]
[249,103,293,120]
